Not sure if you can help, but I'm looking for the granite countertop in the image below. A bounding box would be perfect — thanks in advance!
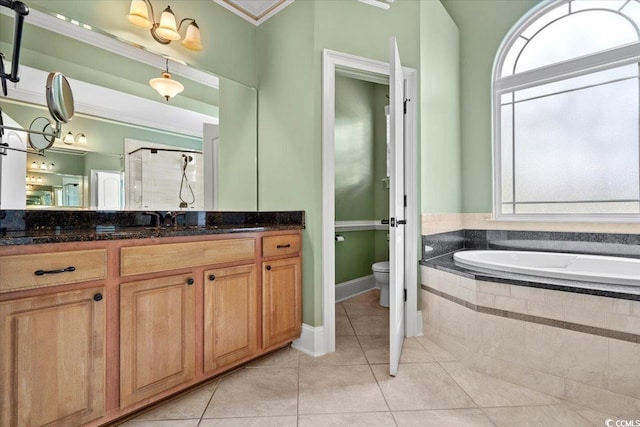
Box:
[420,251,640,301]
[0,210,305,246]
[0,224,303,246]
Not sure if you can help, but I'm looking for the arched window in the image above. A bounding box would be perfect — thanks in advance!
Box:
[493,0,640,219]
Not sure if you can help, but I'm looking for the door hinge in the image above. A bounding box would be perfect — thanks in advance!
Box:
[404,195,407,207]
[404,289,407,301]
[403,98,410,114]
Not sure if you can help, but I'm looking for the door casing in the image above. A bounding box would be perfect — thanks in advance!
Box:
[321,48,420,356]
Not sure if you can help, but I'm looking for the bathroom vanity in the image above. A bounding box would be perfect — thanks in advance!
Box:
[0,211,303,426]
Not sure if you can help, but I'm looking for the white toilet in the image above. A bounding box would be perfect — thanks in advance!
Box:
[372,261,390,307]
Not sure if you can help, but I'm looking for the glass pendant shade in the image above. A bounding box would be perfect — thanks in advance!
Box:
[127,0,152,29]
[75,133,88,145]
[149,72,184,101]
[181,21,203,51]
[156,6,180,41]
[63,132,74,145]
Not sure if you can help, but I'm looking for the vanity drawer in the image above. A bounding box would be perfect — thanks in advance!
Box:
[262,234,301,258]
[0,249,107,293]
[121,238,256,276]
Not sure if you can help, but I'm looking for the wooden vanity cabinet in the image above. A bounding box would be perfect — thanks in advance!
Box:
[203,264,258,373]
[262,234,302,350]
[0,286,106,427]
[0,229,302,426]
[119,273,196,408]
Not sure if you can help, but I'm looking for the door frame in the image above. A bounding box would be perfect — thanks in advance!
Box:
[321,49,419,354]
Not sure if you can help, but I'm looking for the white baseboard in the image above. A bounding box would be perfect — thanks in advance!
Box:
[415,310,424,336]
[292,324,326,357]
[335,275,376,303]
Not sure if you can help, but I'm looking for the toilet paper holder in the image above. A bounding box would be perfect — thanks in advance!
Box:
[335,234,345,242]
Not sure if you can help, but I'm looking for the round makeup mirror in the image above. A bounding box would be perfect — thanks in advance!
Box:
[27,116,56,150]
[46,72,74,123]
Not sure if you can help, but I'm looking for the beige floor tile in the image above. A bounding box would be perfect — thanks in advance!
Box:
[562,401,610,426]
[132,381,217,420]
[393,408,495,427]
[415,336,457,361]
[336,303,347,316]
[199,416,297,426]
[298,412,396,427]
[119,420,200,426]
[336,314,356,336]
[439,362,558,407]
[400,338,434,364]
[351,315,389,336]
[371,363,476,411]
[483,405,593,427]
[359,336,435,365]
[343,301,389,317]
[344,289,380,304]
[249,346,299,368]
[299,335,367,366]
[298,364,388,414]
[358,335,389,364]
[203,367,297,418]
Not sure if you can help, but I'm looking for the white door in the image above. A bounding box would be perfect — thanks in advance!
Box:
[389,37,406,377]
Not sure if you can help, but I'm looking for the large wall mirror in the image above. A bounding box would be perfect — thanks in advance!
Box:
[0,4,257,211]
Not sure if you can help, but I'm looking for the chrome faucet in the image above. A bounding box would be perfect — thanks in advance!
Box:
[143,211,186,227]
[163,211,186,227]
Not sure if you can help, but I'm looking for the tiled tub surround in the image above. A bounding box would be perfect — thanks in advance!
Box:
[421,264,640,417]
[0,210,305,245]
[420,228,640,417]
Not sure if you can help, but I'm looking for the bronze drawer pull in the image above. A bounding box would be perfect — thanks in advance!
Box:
[276,244,291,249]
[34,266,76,276]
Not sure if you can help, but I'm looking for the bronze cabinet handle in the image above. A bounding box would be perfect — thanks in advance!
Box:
[34,266,76,276]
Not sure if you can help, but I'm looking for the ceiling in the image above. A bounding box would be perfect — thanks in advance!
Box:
[214,0,294,26]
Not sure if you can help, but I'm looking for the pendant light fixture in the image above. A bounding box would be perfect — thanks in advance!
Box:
[149,58,184,101]
[127,0,203,51]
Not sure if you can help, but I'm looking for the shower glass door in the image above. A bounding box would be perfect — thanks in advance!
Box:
[389,37,406,377]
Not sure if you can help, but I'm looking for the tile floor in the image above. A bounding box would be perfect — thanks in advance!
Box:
[120,289,613,426]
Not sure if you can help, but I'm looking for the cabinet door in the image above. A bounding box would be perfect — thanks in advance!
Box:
[204,264,257,373]
[120,273,195,408]
[262,257,302,349]
[0,287,106,427]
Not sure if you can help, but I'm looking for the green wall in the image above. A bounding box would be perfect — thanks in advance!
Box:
[335,75,375,221]
[441,0,540,213]
[335,231,375,284]
[420,1,462,214]
[334,76,388,285]
[218,78,258,211]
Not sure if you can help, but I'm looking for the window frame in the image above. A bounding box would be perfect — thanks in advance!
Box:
[492,0,640,222]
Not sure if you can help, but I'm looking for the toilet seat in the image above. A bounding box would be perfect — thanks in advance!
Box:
[372,261,389,273]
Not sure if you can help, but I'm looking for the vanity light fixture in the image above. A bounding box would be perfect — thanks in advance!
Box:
[127,0,203,51]
[149,58,184,101]
[63,131,88,146]
[75,133,87,145]
[63,131,74,145]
